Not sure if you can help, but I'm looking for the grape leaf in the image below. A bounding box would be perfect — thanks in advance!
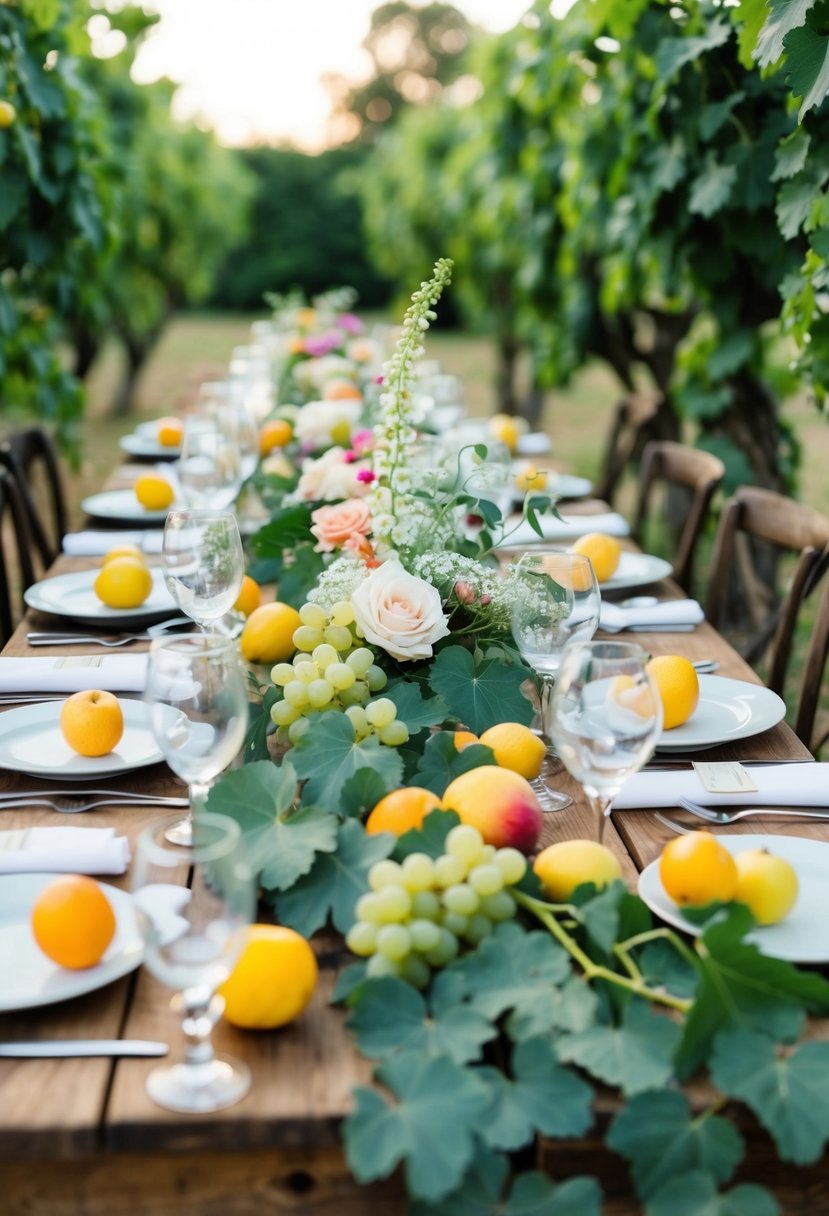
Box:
[710,1030,829,1165]
[607,1090,744,1198]
[272,819,394,935]
[291,713,403,808]
[458,923,573,1040]
[428,646,534,734]
[339,768,391,819]
[205,761,338,891]
[556,1000,681,1097]
[394,808,461,860]
[414,731,497,796]
[385,678,449,734]
[273,544,327,608]
[332,961,368,1003]
[656,17,731,80]
[689,156,737,218]
[343,1051,491,1202]
[772,128,811,182]
[251,503,314,557]
[477,1036,594,1150]
[784,24,829,119]
[638,939,699,1001]
[503,1173,602,1216]
[347,973,496,1065]
[409,1149,509,1216]
[644,1170,780,1216]
[572,880,627,955]
[241,685,278,763]
[756,0,816,66]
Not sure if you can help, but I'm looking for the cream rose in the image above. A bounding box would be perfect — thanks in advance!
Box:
[351,560,450,662]
[294,399,361,449]
[310,499,373,553]
[294,447,372,502]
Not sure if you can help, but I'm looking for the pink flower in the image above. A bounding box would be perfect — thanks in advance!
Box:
[454,580,476,605]
[310,498,373,553]
[351,428,375,455]
[303,331,343,358]
[337,313,364,335]
[356,468,376,484]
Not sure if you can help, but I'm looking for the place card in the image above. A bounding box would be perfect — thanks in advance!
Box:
[692,761,759,794]
[54,656,104,670]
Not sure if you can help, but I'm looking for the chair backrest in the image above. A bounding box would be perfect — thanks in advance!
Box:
[596,389,663,505]
[0,466,36,648]
[794,568,829,753]
[0,427,67,567]
[632,440,726,594]
[705,485,829,699]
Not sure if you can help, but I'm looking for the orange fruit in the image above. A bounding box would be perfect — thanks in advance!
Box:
[646,655,699,729]
[134,474,174,511]
[323,379,362,402]
[365,787,442,836]
[60,689,124,757]
[219,924,318,1030]
[607,674,659,719]
[441,767,543,854]
[541,552,594,593]
[31,875,116,969]
[489,413,527,453]
[479,722,546,779]
[534,840,621,901]
[260,419,293,455]
[94,556,153,609]
[570,533,621,583]
[453,730,479,749]
[233,575,261,618]
[239,601,302,664]
[156,417,183,447]
[659,831,738,906]
[102,544,147,566]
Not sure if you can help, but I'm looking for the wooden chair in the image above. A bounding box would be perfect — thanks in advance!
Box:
[0,466,36,647]
[705,485,829,703]
[0,427,67,568]
[596,389,663,505]
[794,570,829,754]
[632,440,726,594]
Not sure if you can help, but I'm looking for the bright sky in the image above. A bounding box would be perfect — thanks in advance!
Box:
[129,0,532,149]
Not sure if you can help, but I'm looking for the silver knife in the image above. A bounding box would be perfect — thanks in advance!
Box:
[0,1040,169,1058]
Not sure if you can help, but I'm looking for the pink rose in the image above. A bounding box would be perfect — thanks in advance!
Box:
[310,498,373,553]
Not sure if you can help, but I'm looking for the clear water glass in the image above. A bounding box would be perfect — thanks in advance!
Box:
[178,412,243,509]
[144,632,249,845]
[510,550,601,811]
[550,640,662,841]
[132,811,256,1113]
[162,508,244,631]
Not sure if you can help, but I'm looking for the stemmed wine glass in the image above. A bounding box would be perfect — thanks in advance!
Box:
[510,550,601,811]
[161,508,244,632]
[549,640,662,842]
[131,811,256,1112]
[178,412,243,509]
[144,633,249,845]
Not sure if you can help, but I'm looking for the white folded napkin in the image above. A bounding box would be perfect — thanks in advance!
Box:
[515,432,552,456]
[497,510,630,548]
[0,826,131,875]
[63,531,163,557]
[600,599,704,633]
[612,763,829,810]
[0,655,148,694]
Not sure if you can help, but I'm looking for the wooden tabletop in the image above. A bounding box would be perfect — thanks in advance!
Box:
[0,479,822,1215]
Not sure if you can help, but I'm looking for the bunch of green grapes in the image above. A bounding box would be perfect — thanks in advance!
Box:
[270,601,410,747]
[345,824,527,987]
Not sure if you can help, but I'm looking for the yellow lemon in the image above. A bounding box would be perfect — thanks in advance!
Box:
[607,674,659,719]
[102,544,147,567]
[453,730,479,749]
[259,419,293,455]
[541,552,595,593]
[488,413,527,453]
[570,533,621,583]
[156,417,183,447]
[0,101,17,129]
[240,601,302,664]
[134,474,174,512]
[659,831,737,906]
[365,787,442,837]
[60,690,124,758]
[233,575,262,618]
[646,655,699,730]
[734,849,799,925]
[219,925,318,1030]
[514,465,548,494]
[534,840,622,901]
[94,556,153,609]
[478,722,546,780]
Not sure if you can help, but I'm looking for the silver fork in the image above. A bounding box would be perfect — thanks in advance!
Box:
[678,796,829,825]
[27,633,152,647]
[0,795,189,814]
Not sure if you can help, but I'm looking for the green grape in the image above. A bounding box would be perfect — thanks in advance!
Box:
[480,845,497,864]
[378,720,409,747]
[327,662,356,691]
[355,892,386,924]
[339,681,369,707]
[299,602,327,630]
[368,859,405,891]
[346,647,374,676]
[409,918,441,953]
[464,914,494,944]
[374,884,412,922]
[330,600,355,627]
[270,662,295,686]
[445,825,485,868]
[345,921,377,957]
[366,697,396,729]
[442,883,479,917]
[478,891,517,922]
[366,664,388,692]
[410,890,441,919]
[376,924,412,962]
[399,953,431,989]
[401,853,436,892]
[283,679,310,708]
[344,705,370,738]
[293,661,319,684]
[424,928,459,967]
[441,910,469,937]
[468,864,504,897]
[307,678,335,708]
[311,643,339,669]
[434,854,466,888]
[366,954,401,979]
[494,848,527,886]
[287,717,311,745]
[274,725,291,746]
[324,624,353,651]
[271,699,300,727]
[294,625,325,652]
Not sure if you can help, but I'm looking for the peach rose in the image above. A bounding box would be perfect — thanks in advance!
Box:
[351,560,450,662]
[310,498,373,553]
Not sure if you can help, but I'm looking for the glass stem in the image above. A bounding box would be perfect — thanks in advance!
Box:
[592,795,613,844]
[539,673,558,756]
[179,987,221,1069]
[189,781,211,817]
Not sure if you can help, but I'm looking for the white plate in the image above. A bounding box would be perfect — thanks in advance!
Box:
[0,873,143,1012]
[119,433,180,460]
[81,489,175,525]
[656,675,786,753]
[639,835,829,963]
[601,551,674,592]
[25,568,177,628]
[0,700,170,779]
[509,467,593,503]
[515,433,552,456]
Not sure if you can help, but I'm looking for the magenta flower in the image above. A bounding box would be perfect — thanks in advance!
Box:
[356,468,376,484]
[351,428,375,455]
[337,313,364,335]
[303,330,342,358]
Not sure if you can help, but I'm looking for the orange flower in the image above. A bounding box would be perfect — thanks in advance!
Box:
[310,498,372,553]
